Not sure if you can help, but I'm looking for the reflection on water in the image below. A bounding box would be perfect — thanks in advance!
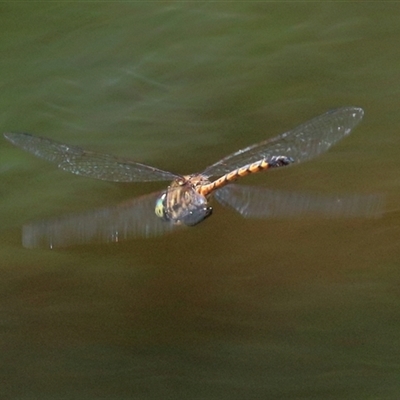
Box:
[21,188,384,249]
[1,2,400,399]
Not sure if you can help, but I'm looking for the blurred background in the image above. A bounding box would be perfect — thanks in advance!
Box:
[1,3,400,399]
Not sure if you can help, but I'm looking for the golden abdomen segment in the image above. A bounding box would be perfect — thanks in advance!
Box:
[199,155,293,197]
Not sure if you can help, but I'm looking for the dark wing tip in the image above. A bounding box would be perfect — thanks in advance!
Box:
[348,106,364,120]
[326,106,365,137]
[4,132,16,142]
[336,106,364,122]
[4,132,33,145]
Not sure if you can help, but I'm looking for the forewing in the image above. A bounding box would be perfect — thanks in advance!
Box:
[215,184,384,219]
[203,107,364,177]
[4,132,177,182]
[22,191,181,248]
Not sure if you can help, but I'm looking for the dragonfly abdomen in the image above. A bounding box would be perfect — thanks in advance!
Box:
[200,156,293,196]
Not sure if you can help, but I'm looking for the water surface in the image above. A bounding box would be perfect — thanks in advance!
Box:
[1,3,400,399]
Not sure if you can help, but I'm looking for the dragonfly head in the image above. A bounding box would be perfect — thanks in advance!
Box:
[155,185,213,226]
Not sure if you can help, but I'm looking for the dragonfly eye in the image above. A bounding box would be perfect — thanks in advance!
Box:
[155,194,168,220]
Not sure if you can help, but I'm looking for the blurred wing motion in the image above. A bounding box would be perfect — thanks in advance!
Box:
[203,107,364,177]
[215,184,384,219]
[3,132,177,182]
[22,191,181,249]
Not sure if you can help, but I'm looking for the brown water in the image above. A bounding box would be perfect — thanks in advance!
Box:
[1,3,400,399]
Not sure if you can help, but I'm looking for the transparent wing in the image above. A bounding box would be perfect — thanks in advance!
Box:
[203,107,364,177]
[214,184,384,219]
[4,132,177,182]
[22,191,181,248]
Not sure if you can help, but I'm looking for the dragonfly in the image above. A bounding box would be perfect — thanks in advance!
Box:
[3,107,383,248]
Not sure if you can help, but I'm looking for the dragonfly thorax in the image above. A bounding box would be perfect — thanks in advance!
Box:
[155,175,213,226]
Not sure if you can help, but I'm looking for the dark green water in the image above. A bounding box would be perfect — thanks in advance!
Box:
[2,3,400,399]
